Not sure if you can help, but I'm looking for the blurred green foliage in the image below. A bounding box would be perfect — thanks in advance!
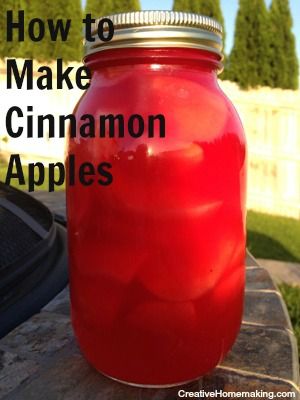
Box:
[85,0,140,19]
[269,0,299,90]
[224,0,272,88]
[0,0,82,61]
[279,283,300,362]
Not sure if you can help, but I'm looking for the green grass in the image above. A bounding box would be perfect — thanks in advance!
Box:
[247,211,300,364]
[279,283,300,363]
[247,210,300,263]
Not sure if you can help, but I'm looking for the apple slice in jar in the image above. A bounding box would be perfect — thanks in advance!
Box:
[138,202,243,302]
[71,273,126,331]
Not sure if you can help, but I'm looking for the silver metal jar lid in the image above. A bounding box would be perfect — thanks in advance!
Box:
[84,11,223,58]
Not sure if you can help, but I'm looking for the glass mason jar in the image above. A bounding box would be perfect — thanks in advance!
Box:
[66,11,247,387]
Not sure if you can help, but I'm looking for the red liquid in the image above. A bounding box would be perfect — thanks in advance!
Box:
[67,48,246,386]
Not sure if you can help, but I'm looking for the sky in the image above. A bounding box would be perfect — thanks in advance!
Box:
[82,0,300,58]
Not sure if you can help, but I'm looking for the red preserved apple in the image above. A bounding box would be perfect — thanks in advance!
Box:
[66,11,247,386]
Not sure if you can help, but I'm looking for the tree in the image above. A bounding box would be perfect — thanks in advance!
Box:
[1,0,82,61]
[173,0,190,11]
[0,0,23,59]
[85,0,140,18]
[31,0,82,62]
[85,0,113,18]
[111,0,141,13]
[19,0,39,59]
[225,0,272,89]
[269,0,298,90]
